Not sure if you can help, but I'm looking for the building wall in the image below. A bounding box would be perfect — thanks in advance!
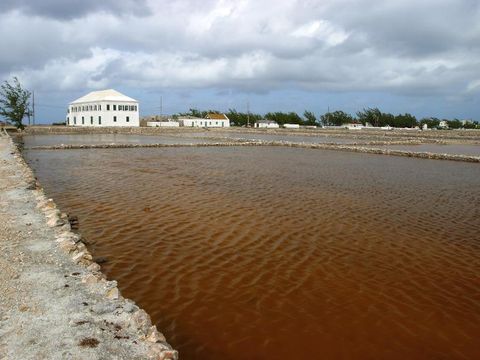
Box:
[256,122,279,128]
[66,101,139,127]
[147,121,180,127]
[178,118,230,128]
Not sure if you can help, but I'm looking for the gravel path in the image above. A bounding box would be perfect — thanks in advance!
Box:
[0,133,177,360]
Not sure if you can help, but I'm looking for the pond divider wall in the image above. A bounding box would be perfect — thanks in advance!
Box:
[28,140,480,163]
[4,131,178,360]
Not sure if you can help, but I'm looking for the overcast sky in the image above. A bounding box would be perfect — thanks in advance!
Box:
[1,0,479,122]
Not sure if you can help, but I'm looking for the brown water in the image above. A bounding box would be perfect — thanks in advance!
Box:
[22,134,225,147]
[25,146,480,360]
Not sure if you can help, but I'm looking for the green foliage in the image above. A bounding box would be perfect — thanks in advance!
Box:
[394,113,417,128]
[320,111,353,126]
[356,108,386,127]
[226,109,262,127]
[177,108,221,118]
[419,117,440,129]
[447,119,462,129]
[264,112,303,125]
[0,77,31,130]
[303,111,317,126]
[463,121,478,129]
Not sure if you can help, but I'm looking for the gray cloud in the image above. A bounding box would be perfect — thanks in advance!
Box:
[0,0,479,119]
[0,0,151,19]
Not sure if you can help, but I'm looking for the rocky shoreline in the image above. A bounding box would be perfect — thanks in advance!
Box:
[0,131,178,359]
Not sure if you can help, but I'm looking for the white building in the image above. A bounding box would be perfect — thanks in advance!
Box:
[255,120,279,129]
[178,113,230,128]
[344,123,364,130]
[147,121,180,127]
[438,120,449,129]
[66,89,139,127]
[283,123,300,129]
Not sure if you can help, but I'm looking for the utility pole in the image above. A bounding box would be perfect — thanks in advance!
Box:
[246,100,250,127]
[32,91,35,125]
[160,96,163,118]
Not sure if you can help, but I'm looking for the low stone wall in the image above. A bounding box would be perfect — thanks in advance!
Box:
[19,125,480,143]
[28,140,480,163]
[3,132,178,360]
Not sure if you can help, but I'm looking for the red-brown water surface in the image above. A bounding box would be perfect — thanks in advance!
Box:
[25,146,480,359]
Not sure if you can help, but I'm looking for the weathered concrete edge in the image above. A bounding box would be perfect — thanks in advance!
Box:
[3,131,179,360]
[28,140,480,163]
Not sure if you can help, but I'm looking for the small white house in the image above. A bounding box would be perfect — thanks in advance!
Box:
[283,123,300,129]
[439,120,449,129]
[66,89,139,127]
[178,113,230,128]
[255,120,279,129]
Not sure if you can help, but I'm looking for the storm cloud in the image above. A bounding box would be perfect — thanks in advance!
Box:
[1,0,479,120]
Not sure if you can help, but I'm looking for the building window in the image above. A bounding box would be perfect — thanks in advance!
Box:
[99,116,102,125]
[94,105,97,111]
[134,105,137,111]
[113,116,117,122]
[126,116,130,122]
[90,116,93,125]
[113,105,117,111]
[67,117,69,123]
[74,116,76,125]
[82,117,84,124]
[119,105,122,111]
[99,104,102,111]
[107,104,110,111]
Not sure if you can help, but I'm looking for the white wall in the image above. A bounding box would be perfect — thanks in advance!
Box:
[256,122,279,128]
[178,118,229,128]
[147,121,180,127]
[66,101,140,127]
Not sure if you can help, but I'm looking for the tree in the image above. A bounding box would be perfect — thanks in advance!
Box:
[0,77,31,130]
[419,117,440,129]
[226,109,262,127]
[264,112,303,125]
[303,110,317,126]
[447,119,462,129]
[394,113,417,128]
[320,110,353,126]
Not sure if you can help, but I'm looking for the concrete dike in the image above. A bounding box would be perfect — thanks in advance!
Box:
[0,131,178,359]
[27,140,480,163]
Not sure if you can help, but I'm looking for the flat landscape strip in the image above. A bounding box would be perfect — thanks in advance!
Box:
[27,141,480,163]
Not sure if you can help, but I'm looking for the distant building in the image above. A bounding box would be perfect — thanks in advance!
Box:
[178,113,230,128]
[205,113,230,127]
[255,120,279,129]
[283,123,300,129]
[147,121,180,127]
[66,89,139,127]
[344,123,363,130]
[438,120,449,129]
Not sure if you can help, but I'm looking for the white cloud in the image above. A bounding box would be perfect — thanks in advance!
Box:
[1,0,479,100]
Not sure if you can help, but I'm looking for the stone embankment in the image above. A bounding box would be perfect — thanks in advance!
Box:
[28,140,480,163]
[0,130,177,360]
[22,126,480,143]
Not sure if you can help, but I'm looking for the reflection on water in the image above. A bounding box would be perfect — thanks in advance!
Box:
[25,147,480,360]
